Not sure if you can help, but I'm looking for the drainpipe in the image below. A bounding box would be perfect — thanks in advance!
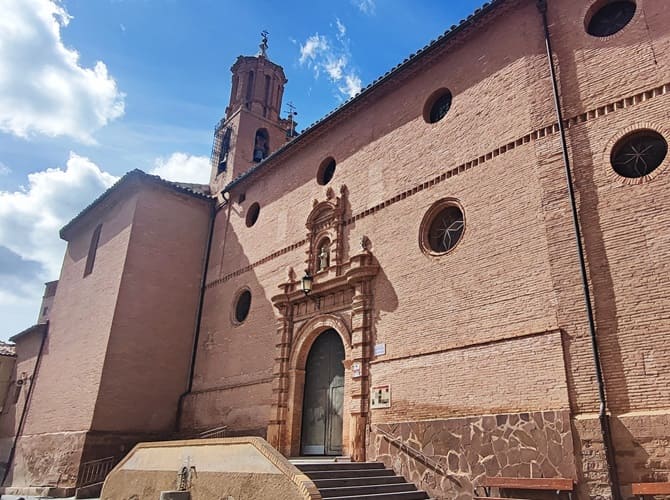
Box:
[175,197,218,431]
[2,321,49,486]
[536,2,621,499]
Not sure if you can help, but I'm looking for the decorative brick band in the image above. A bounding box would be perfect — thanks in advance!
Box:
[370,328,561,366]
[206,83,670,290]
[344,82,670,225]
[206,239,307,289]
[187,377,275,396]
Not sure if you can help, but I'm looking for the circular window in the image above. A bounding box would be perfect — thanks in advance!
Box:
[234,289,252,323]
[420,200,465,255]
[424,89,453,124]
[246,202,260,227]
[586,1,636,37]
[317,157,336,185]
[611,130,668,178]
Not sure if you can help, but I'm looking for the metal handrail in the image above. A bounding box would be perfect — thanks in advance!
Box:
[198,425,228,439]
[373,426,461,487]
[77,455,116,487]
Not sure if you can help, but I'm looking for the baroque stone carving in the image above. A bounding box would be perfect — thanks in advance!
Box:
[304,185,348,276]
[267,185,379,461]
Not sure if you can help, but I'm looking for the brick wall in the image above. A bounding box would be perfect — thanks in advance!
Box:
[23,192,138,436]
[0,329,42,470]
[369,331,568,423]
[91,185,211,434]
[7,189,138,487]
[192,0,670,495]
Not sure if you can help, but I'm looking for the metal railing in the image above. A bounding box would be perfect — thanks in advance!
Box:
[373,426,462,487]
[198,425,228,439]
[77,456,117,487]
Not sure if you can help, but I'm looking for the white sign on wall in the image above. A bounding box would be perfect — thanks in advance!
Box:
[374,343,386,357]
[370,385,391,409]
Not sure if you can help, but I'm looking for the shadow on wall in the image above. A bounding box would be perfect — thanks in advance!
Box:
[371,265,399,349]
[182,204,276,438]
[539,1,670,494]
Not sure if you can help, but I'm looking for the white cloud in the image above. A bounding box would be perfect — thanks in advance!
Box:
[0,153,118,279]
[299,34,329,66]
[325,56,347,81]
[339,74,363,98]
[298,20,362,99]
[335,18,347,39]
[0,162,10,176]
[352,0,376,15]
[150,152,211,184]
[0,0,125,142]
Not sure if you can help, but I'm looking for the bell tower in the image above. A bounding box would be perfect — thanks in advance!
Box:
[209,32,294,193]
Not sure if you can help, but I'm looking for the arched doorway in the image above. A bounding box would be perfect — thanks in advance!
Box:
[300,329,344,455]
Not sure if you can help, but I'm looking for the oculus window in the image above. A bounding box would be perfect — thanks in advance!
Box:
[420,200,465,256]
[424,89,453,124]
[234,289,252,323]
[317,157,336,186]
[587,1,636,37]
[611,130,667,178]
[246,202,260,227]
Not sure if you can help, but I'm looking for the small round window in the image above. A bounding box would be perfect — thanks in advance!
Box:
[420,200,465,255]
[611,130,668,178]
[586,1,636,37]
[246,202,260,227]
[424,89,453,124]
[234,289,252,323]
[317,157,336,185]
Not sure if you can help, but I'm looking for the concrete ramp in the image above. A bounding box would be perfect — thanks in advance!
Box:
[100,437,321,500]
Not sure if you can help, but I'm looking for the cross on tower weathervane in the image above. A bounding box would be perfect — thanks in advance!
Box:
[259,30,269,57]
[285,101,298,138]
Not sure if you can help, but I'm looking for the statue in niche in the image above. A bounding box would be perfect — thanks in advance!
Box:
[317,243,330,271]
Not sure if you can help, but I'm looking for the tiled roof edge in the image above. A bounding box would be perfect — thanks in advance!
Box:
[59,170,213,240]
[9,323,47,343]
[224,0,507,191]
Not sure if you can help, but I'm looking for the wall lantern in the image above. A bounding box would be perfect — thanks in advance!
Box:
[301,271,313,295]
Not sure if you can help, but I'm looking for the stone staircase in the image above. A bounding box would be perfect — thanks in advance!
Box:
[292,459,429,499]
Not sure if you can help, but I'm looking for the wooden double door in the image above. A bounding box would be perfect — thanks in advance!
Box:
[300,329,344,456]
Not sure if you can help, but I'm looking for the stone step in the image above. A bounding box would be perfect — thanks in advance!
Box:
[304,468,396,480]
[319,482,418,498]
[294,459,429,499]
[297,461,386,472]
[313,475,407,488]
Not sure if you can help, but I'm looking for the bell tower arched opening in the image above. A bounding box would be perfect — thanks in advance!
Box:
[253,128,270,163]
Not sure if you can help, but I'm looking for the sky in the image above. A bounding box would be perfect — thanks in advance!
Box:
[0,0,486,340]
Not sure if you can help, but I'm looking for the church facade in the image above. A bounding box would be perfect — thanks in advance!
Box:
[2,0,670,498]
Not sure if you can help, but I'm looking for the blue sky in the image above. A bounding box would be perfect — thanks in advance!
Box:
[0,0,485,340]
